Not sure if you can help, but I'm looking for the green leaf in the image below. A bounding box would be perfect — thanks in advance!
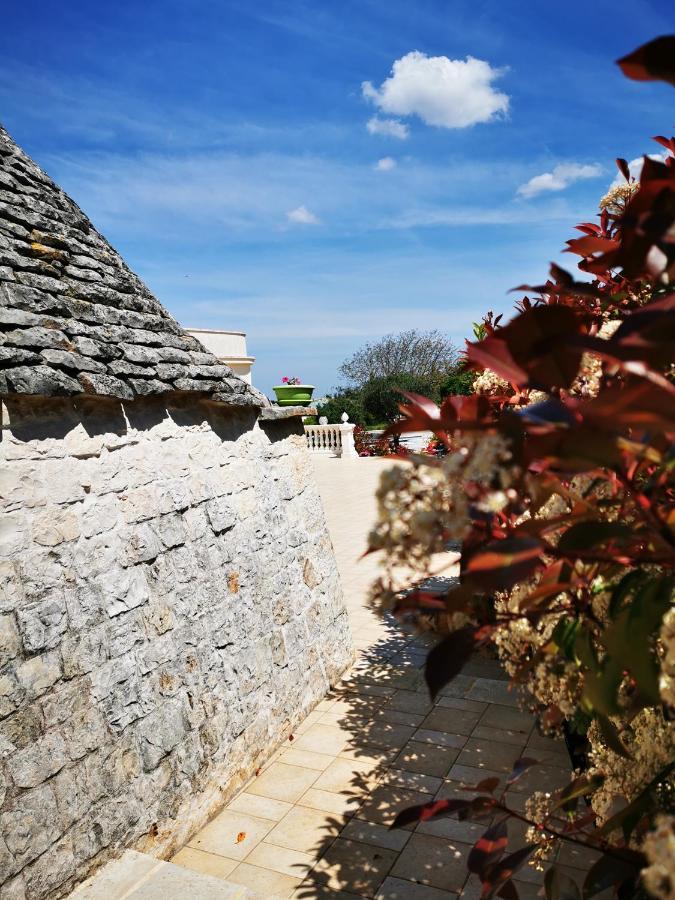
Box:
[551,618,580,661]
[552,774,604,812]
[607,570,646,619]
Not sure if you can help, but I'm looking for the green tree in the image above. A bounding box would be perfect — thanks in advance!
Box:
[439,366,475,398]
[360,373,439,426]
[317,387,367,425]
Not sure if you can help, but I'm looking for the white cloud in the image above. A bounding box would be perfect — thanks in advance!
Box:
[375,157,397,172]
[517,163,603,199]
[362,51,509,130]
[609,153,668,187]
[366,116,409,139]
[286,205,320,225]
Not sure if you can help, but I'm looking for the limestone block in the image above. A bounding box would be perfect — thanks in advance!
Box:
[22,834,75,899]
[1,782,60,869]
[104,566,150,618]
[155,513,186,549]
[41,679,90,728]
[60,626,107,679]
[15,651,61,700]
[138,702,186,772]
[118,524,162,567]
[0,512,28,556]
[155,478,191,514]
[31,506,79,547]
[204,496,236,534]
[0,615,20,660]
[120,484,158,524]
[61,704,109,762]
[80,494,119,538]
[0,563,23,615]
[16,595,68,653]
[0,670,23,719]
[0,872,25,900]
[0,465,46,513]
[6,732,67,789]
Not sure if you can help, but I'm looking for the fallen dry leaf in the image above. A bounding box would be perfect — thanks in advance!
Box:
[236,832,246,844]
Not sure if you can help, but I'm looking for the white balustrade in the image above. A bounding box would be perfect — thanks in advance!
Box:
[304,414,358,458]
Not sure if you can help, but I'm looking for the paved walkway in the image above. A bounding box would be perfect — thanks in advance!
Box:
[173,458,584,899]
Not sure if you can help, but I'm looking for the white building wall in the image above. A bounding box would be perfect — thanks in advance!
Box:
[187,330,255,385]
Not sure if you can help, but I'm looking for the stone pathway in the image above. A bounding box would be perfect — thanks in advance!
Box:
[173,458,588,899]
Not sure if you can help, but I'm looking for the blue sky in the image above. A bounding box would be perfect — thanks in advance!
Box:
[1,0,673,396]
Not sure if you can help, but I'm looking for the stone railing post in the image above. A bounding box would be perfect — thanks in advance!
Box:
[338,412,357,459]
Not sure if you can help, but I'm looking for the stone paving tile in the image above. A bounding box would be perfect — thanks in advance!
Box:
[265,806,340,854]
[339,819,412,853]
[187,810,275,861]
[175,458,572,898]
[228,862,303,897]
[246,842,316,878]
[391,833,472,894]
[383,768,443,795]
[310,838,399,897]
[226,792,294,822]
[478,704,533,733]
[172,847,239,879]
[356,784,432,829]
[246,762,320,804]
[282,749,338,772]
[420,706,482,737]
[299,787,363,817]
[293,723,351,756]
[454,737,524,773]
[376,876,459,899]
[394,740,459,777]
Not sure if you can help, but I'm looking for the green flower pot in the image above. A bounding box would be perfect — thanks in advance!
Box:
[273,384,315,406]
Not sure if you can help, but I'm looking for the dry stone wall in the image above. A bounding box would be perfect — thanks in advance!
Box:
[0,395,352,899]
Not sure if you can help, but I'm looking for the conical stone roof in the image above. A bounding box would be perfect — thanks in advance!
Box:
[0,124,263,406]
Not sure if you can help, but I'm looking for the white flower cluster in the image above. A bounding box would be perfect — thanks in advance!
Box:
[659,608,675,710]
[473,368,510,396]
[599,181,640,214]
[368,432,512,617]
[642,815,675,900]
[587,710,675,826]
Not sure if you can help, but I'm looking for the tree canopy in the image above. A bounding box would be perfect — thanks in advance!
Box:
[339,329,459,388]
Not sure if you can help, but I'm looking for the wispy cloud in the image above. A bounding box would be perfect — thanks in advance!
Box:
[374,156,397,171]
[517,163,603,198]
[287,205,320,224]
[363,51,509,131]
[366,116,409,139]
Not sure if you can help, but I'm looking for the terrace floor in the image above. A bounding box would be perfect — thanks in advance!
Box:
[172,457,587,899]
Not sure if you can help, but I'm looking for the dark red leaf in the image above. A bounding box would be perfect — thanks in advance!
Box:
[475,777,501,794]
[617,36,675,86]
[464,537,544,591]
[497,880,520,900]
[616,158,631,182]
[391,797,469,829]
[482,845,537,899]
[506,757,538,785]
[468,820,508,877]
[424,628,477,700]
[557,521,633,554]
[545,866,581,900]
[466,336,527,386]
[583,849,645,898]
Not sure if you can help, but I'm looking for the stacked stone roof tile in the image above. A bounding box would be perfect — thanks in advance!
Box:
[0,123,264,406]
